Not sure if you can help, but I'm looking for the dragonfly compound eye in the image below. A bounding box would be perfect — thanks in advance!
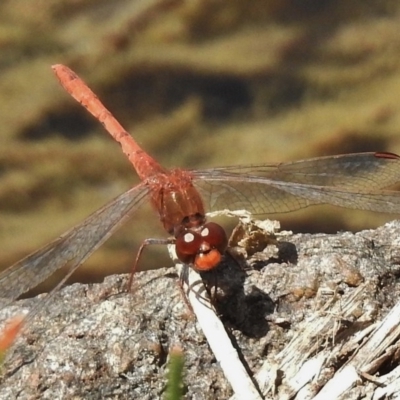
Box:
[175,231,203,264]
[200,222,228,254]
[193,223,228,271]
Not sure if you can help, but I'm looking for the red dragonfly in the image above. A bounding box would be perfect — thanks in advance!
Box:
[2,65,400,327]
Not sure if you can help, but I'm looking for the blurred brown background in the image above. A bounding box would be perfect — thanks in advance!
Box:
[1,0,400,293]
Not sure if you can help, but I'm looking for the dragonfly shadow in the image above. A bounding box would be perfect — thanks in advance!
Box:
[246,240,299,271]
[200,254,275,338]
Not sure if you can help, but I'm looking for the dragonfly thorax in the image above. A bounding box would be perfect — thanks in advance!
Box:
[151,173,206,234]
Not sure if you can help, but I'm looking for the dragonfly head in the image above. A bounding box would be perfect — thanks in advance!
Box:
[175,222,228,271]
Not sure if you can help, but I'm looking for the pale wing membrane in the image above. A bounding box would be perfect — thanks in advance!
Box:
[263,152,400,188]
[194,175,400,215]
[193,153,400,214]
[0,184,149,302]
[265,181,400,213]
[199,153,400,188]
[194,178,312,214]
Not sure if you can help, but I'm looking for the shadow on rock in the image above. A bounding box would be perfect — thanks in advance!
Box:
[200,254,275,338]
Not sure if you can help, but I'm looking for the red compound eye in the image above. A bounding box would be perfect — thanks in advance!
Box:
[175,231,202,264]
[200,222,228,253]
[194,223,228,271]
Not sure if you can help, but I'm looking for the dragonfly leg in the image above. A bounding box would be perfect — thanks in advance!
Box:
[197,270,219,308]
[127,237,175,292]
[178,265,215,314]
[178,265,195,314]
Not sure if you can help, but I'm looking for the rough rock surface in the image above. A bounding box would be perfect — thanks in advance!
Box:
[1,219,400,399]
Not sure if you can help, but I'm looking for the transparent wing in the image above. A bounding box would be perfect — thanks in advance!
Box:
[192,152,400,214]
[0,184,149,301]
